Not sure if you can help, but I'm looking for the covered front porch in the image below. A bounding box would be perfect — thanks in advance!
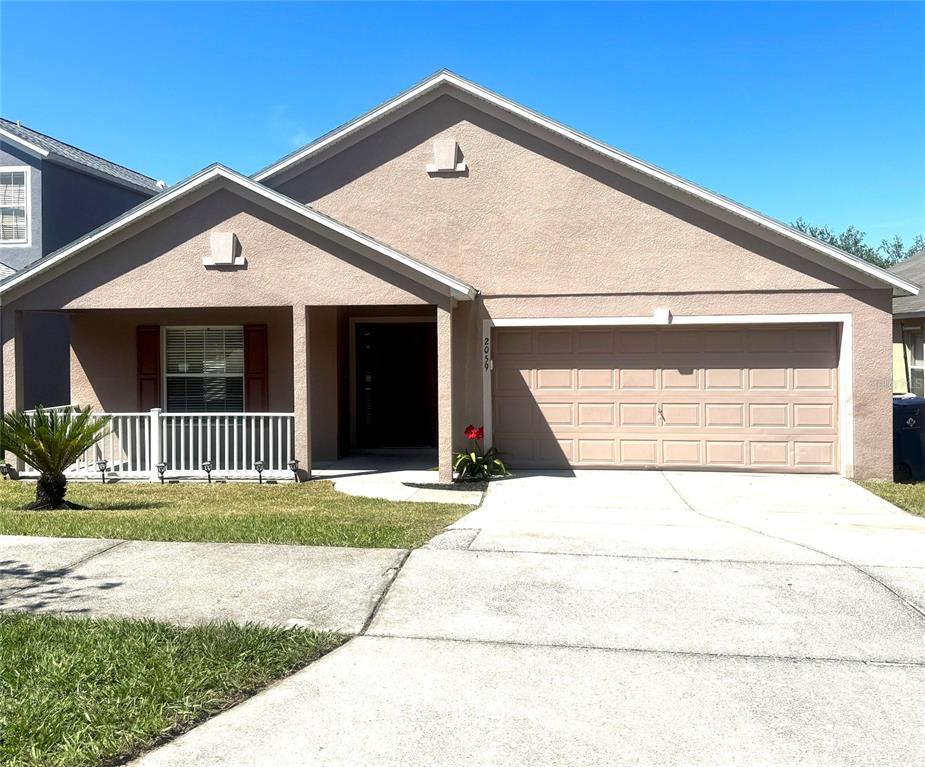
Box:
[0,164,479,483]
[4,302,457,482]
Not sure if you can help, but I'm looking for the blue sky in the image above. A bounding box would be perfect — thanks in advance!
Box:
[1,2,922,245]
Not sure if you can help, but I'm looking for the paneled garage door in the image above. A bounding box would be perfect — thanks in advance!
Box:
[492,324,839,473]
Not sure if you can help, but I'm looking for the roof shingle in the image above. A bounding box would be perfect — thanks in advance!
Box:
[890,250,925,316]
[0,118,164,193]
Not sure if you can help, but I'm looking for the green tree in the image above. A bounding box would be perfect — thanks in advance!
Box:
[0,406,110,509]
[792,218,924,269]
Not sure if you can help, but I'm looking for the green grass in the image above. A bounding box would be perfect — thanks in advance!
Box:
[859,480,925,518]
[0,480,473,548]
[0,613,345,767]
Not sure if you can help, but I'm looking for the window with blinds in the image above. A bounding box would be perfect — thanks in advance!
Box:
[0,170,27,243]
[164,327,245,412]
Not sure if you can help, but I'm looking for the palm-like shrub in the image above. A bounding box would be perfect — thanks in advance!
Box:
[0,406,111,509]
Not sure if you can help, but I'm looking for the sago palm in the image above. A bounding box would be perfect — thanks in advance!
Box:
[0,406,111,509]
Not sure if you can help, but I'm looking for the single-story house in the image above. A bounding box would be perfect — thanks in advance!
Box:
[889,250,925,396]
[0,71,916,482]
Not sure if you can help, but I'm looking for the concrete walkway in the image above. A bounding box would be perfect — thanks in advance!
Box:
[313,453,484,505]
[0,535,405,633]
[131,471,925,767]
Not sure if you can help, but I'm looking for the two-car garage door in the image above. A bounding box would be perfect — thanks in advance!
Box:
[492,324,840,473]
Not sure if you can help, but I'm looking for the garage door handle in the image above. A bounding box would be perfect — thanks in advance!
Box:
[657,405,665,423]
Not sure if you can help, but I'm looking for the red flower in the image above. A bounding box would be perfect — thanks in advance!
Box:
[475,426,485,440]
[464,424,484,440]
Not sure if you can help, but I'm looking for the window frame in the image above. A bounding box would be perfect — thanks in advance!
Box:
[161,325,246,413]
[0,165,31,247]
[904,327,925,397]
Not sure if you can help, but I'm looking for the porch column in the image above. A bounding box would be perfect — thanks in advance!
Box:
[437,302,454,483]
[292,304,311,480]
[1,308,25,470]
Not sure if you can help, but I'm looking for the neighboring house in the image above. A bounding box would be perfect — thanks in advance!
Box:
[888,250,925,396]
[0,118,164,407]
[0,71,916,482]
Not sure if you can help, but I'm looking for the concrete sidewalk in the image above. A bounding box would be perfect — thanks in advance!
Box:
[129,471,925,766]
[0,535,405,633]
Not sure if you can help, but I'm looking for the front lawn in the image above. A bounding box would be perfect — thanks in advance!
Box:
[0,480,473,548]
[859,480,925,518]
[0,613,344,767]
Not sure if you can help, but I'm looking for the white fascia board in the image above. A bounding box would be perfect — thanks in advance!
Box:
[0,164,476,302]
[0,128,50,159]
[254,71,917,297]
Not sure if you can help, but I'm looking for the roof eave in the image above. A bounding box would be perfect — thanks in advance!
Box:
[0,127,50,159]
[1,126,162,195]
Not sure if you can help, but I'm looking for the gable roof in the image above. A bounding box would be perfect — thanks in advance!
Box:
[254,69,917,296]
[889,250,925,316]
[0,118,165,195]
[0,164,476,302]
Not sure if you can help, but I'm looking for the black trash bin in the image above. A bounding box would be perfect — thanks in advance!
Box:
[893,396,925,482]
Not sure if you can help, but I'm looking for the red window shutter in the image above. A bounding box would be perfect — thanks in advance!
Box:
[244,324,269,411]
[137,326,161,410]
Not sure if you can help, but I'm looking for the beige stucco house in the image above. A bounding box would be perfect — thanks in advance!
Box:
[0,71,917,482]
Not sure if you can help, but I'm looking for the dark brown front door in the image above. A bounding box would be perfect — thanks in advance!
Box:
[355,322,437,448]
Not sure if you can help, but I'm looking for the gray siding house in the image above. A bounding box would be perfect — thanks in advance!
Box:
[0,119,163,407]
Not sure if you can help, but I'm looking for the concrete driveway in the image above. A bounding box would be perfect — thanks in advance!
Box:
[134,472,925,766]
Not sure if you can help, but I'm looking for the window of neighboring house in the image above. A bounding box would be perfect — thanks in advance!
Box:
[164,327,245,412]
[905,329,925,397]
[0,168,29,244]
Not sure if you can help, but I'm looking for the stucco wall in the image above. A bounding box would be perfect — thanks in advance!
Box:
[69,308,295,413]
[276,95,869,297]
[272,95,894,478]
[64,304,443,463]
[3,188,448,313]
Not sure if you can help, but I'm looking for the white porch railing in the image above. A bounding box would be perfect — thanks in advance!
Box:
[18,409,296,481]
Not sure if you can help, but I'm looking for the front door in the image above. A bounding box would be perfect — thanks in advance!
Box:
[355,322,437,448]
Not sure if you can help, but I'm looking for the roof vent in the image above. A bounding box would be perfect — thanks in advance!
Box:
[203,232,246,268]
[426,138,467,174]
